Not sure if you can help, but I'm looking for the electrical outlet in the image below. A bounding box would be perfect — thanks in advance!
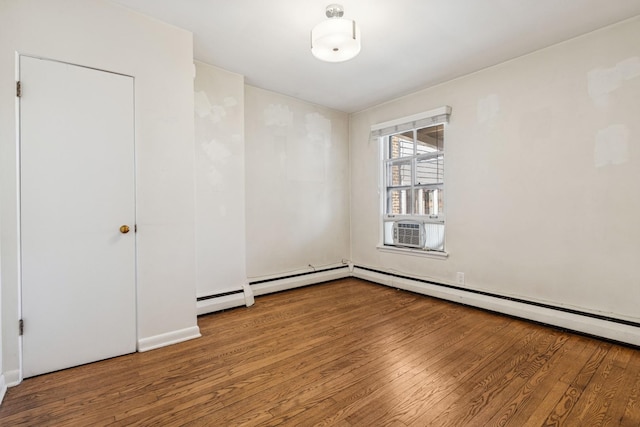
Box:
[456,272,465,285]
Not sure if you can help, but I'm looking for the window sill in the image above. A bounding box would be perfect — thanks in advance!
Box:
[376,245,449,259]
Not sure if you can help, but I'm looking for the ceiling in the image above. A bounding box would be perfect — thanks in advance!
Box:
[112,0,640,113]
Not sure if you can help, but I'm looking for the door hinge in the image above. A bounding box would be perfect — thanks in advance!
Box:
[134,224,137,233]
[19,319,24,336]
[16,81,21,98]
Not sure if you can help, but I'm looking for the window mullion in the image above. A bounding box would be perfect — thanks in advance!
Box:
[409,129,416,215]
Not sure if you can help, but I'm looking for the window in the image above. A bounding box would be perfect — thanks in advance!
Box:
[373,106,451,253]
[386,126,444,217]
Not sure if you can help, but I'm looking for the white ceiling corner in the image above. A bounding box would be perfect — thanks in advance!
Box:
[112,0,640,113]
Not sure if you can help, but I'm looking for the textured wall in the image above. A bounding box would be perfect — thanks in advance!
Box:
[350,17,640,323]
[245,86,350,279]
[194,61,247,296]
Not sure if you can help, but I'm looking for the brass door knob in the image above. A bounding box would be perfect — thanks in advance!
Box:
[120,225,130,234]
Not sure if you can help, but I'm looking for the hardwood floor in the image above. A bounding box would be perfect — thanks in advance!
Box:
[1,278,639,426]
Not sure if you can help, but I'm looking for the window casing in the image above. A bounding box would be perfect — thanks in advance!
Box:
[373,107,450,253]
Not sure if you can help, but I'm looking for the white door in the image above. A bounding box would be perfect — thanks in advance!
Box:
[20,56,136,378]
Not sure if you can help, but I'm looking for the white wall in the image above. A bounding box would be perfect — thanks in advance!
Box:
[245,86,350,279]
[350,18,640,327]
[0,0,200,384]
[194,62,247,297]
[0,250,3,401]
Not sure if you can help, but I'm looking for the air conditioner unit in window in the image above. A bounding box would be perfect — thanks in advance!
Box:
[392,221,425,248]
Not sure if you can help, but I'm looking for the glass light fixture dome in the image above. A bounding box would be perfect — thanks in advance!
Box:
[311,4,361,63]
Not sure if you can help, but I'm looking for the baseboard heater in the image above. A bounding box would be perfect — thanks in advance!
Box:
[249,265,351,297]
[197,289,244,302]
[249,265,349,286]
[196,285,254,316]
[197,264,639,346]
[196,264,349,301]
[197,265,349,302]
[355,265,640,328]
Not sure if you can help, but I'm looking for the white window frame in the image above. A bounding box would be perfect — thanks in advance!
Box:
[373,106,451,257]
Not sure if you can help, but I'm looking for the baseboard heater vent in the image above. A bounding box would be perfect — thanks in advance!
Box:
[355,265,640,329]
[249,265,349,286]
[197,289,244,302]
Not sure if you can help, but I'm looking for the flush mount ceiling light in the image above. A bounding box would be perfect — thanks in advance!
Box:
[311,4,361,63]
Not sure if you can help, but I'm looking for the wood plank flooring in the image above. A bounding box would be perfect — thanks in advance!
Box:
[1,278,639,426]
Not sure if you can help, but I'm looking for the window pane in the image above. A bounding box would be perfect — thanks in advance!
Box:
[387,189,412,215]
[387,161,412,186]
[416,124,444,154]
[415,155,444,185]
[388,131,414,159]
[414,188,443,216]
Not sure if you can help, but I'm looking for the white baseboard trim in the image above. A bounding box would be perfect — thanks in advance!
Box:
[250,267,350,297]
[353,267,640,347]
[137,325,201,352]
[3,369,21,388]
[0,374,6,406]
[197,292,246,315]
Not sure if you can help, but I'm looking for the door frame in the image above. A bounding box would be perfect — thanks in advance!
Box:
[16,54,139,380]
